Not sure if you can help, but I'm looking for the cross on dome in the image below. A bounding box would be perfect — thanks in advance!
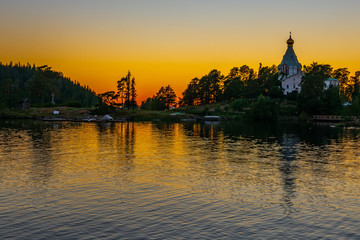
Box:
[287,32,294,46]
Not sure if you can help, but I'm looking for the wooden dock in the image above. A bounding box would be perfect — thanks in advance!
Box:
[312,115,343,122]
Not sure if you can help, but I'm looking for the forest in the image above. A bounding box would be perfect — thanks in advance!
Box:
[0,62,98,109]
[179,62,360,117]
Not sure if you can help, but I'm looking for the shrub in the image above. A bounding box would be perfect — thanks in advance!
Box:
[230,99,249,112]
[66,101,82,108]
[249,95,279,121]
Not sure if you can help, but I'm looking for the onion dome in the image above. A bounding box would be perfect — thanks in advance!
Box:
[287,33,294,46]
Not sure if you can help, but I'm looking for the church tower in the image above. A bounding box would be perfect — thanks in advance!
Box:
[278,33,303,94]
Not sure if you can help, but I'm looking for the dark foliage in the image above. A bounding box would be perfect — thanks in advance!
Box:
[117,71,137,109]
[140,97,166,111]
[249,95,279,121]
[298,63,342,115]
[230,98,249,112]
[181,64,280,106]
[180,69,223,106]
[141,85,177,110]
[155,85,177,109]
[0,62,98,108]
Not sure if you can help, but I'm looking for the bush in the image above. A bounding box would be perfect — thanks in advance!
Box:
[350,97,360,116]
[249,95,279,121]
[92,103,114,115]
[202,106,209,115]
[286,90,299,101]
[268,86,284,99]
[299,111,310,121]
[184,106,203,115]
[230,99,249,112]
[66,101,82,108]
[141,97,166,110]
[280,106,297,116]
[0,103,7,110]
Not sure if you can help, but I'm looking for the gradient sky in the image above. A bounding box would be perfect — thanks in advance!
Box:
[1,0,360,102]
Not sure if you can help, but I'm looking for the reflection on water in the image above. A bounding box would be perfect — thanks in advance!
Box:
[0,120,360,239]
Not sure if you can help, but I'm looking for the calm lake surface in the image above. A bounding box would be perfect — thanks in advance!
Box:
[0,120,360,239]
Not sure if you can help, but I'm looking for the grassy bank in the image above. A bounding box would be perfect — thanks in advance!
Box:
[0,104,244,122]
[0,97,317,122]
[0,107,94,119]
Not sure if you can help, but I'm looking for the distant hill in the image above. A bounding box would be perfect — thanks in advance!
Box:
[0,62,98,108]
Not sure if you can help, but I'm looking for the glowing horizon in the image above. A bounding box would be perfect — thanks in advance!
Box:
[1,0,360,103]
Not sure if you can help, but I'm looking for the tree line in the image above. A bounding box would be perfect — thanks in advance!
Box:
[0,62,98,109]
[5,60,359,118]
[180,64,281,106]
[179,62,360,116]
[99,62,360,117]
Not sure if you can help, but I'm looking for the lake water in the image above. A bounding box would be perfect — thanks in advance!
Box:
[0,120,360,239]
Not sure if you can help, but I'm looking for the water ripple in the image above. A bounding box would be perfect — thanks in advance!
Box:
[1,121,360,239]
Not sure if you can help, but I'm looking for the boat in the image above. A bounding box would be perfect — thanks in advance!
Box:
[204,115,221,121]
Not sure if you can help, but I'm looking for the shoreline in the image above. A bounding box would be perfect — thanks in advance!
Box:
[1,107,359,127]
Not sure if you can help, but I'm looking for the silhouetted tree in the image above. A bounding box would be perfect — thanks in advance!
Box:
[303,62,333,77]
[180,78,200,106]
[350,71,360,101]
[224,67,241,89]
[332,68,350,100]
[130,76,137,109]
[125,71,131,109]
[298,62,333,114]
[117,77,126,108]
[223,78,244,100]
[223,64,280,100]
[140,96,166,110]
[322,86,342,115]
[98,91,118,107]
[180,69,224,105]
[257,64,281,98]
[199,69,223,104]
[117,71,137,109]
[155,85,177,109]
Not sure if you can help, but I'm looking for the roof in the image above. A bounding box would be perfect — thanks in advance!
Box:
[279,46,301,67]
[325,77,338,82]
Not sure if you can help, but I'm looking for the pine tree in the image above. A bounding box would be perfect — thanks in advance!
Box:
[117,77,126,109]
[130,77,137,109]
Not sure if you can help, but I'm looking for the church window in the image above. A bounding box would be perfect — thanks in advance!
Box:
[281,64,289,75]
[298,65,302,73]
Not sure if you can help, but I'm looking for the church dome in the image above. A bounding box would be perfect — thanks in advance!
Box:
[287,34,294,46]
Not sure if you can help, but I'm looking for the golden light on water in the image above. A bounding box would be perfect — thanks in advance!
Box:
[1,122,359,197]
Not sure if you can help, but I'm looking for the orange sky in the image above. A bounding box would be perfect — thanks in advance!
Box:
[1,0,360,103]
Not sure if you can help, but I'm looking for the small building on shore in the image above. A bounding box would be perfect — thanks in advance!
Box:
[324,77,339,89]
[15,98,31,110]
[23,98,31,110]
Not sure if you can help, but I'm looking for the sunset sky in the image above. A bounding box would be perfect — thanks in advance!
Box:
[1,0,360,102]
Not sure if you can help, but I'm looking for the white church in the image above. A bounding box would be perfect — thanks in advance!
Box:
[278,33,338,95]
[278,33,303,94]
